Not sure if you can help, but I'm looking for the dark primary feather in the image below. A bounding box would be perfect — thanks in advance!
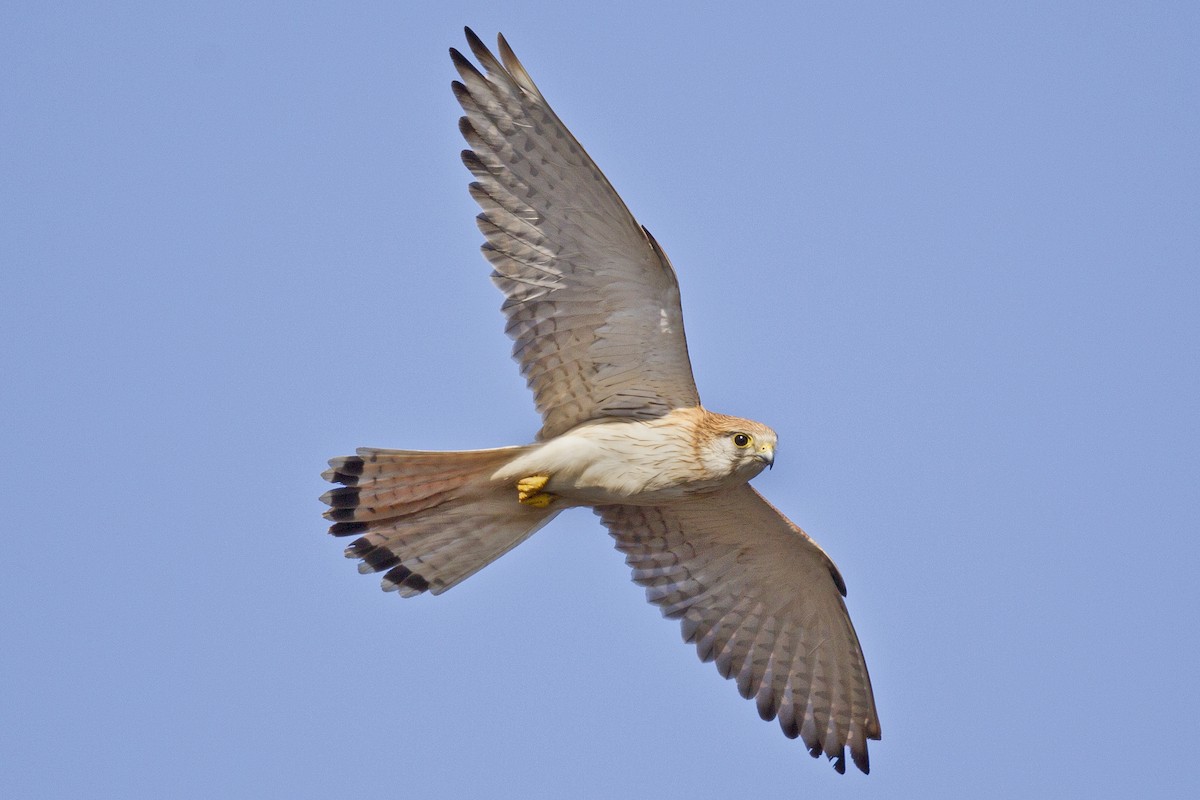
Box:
[452,28,701,440]
[597,485,880,774]
[321,29,880,776]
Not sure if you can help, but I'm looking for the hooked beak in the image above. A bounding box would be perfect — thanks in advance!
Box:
[756,445,775,470]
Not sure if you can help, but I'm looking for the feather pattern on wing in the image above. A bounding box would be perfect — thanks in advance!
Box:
[452,29,700,440]
[596,484,881,774]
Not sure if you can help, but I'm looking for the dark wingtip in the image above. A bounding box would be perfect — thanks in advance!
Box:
[323,507,358,522]
[462,150,484,172]
[497,32,514,57]
[449,47,484,82]
[347,539,401,574]
[323,456,364,486]
[463,26,486,52]
[832,567,847,597]
[321,486,360,509]
[332,456,364,475]
[329,521,368,537]
[852,745,870,774]
[383,564,431,594]
[780,716,800,739]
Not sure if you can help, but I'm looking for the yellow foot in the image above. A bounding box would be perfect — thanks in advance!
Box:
[517,475,554,508]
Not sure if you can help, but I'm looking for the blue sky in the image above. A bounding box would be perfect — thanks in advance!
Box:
[3,2,1198,797]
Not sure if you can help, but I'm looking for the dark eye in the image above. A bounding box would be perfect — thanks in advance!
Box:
[733,433,752,448]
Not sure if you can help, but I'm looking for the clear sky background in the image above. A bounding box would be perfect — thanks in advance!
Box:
[3,2,1198,797]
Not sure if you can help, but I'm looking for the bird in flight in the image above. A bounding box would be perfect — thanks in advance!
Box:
[322,27,881,774]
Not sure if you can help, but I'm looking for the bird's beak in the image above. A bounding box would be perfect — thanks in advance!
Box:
[757,445,775,470]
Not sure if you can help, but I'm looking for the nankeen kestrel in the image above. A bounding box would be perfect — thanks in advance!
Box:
[322,28,881,773]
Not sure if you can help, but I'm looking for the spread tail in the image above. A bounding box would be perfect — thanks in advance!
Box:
[321,445,556,596]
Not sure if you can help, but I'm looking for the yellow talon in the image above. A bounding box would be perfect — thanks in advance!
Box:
[517,475,554,507]
[523,493,553,508]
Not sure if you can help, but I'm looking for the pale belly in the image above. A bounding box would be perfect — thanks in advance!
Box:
[490,414,757,507]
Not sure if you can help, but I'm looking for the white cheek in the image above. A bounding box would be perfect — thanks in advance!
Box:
[707,444,739,476]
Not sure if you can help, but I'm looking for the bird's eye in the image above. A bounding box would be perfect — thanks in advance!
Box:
[732,433,752,448]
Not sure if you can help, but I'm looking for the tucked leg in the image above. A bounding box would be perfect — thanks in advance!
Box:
[516,474,554,507]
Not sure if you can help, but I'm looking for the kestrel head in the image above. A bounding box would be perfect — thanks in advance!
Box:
[695,412,778,482]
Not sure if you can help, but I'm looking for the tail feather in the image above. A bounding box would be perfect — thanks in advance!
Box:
[321,445,557,596]
[322,446,527,486]
[321,483,458,523]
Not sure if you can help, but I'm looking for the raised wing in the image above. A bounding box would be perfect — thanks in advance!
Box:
[596,484,881,774]
[452,29,700,440]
